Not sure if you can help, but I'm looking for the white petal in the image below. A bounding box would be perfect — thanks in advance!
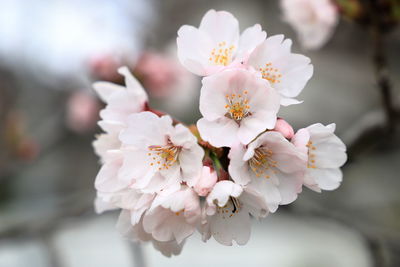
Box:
[93,81,125,103]
[177,25,215,76]
[308,167,342,190]
[197,117,238,148]
[199,10,240,46]
[207,181,243,207]
[236,24,266,61]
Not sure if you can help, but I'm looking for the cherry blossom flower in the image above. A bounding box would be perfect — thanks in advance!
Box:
[229,131,307,211]
[197,68,280,147]
[93,66,148,133]
[201,181,268,245]
[281,0,339,50]
[119,112,204,193]
[143,186,201,244]
[177,9,266,76]
[92,66,148,162]
[292,123,347,191]
[247,35,313,105]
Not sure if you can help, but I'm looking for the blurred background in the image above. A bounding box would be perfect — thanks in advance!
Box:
[0,0,399,266]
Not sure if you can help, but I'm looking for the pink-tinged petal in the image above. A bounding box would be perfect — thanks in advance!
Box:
[228,145,252,185]
[95,151,128,193]
[151,239,185,257]
[308,168,342,191]
[240,188,269,218]
[197,117,238,148]
[198,10,240,46]
[280,97,303,106]
[177,25,215,76]
[247,175,282,213]
[199,74,231,120]
[118,66,148,103]
[236,24,266,61]
[206,205,251,246]
[292,128,310,155]
[207,181,243,207]
[93,132,121,163]
[93,81,125,103]
[119,112,171,148]
[276,171,303,205]
[94,196,117,214]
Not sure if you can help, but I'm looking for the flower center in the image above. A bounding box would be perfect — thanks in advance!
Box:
[209,41,235,66]
[306,141,317,168]
[147,142,181,171]
[259,62,282,84]
[224,91,251,121]
[216,197,241,219]
[249,147,278,179]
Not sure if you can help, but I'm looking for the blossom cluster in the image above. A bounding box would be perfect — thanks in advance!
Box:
[92,10,347,256]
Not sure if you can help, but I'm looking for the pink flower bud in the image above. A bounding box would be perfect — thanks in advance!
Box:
[273,118,294,139]
[194,166,218,197]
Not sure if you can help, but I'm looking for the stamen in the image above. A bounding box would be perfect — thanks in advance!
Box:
[306,141,317,168]
[209,41,235,66]
[216,198,242,219]
[259,62,282,84]
[249,147,278,179]
[225,91,251,122]
[147,141,181,171]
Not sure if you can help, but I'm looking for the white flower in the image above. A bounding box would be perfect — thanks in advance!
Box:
[229,131,307,211]
[93,66,148,133]
[281,0,339,50]
[197,68,280,147]
[201,181,268,246]
[292,123,347,191]
[92,66,148,162]
[119,112,204,193]
[247,35,313,106]
[143,186,201,244]
[116,210,185,257]
[177,9,266,76]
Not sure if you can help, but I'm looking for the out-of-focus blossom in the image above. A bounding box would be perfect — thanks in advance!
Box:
[66,91,101,133]
[134,52,181,98]
[177,9,266,76]
[229,131,307,211]
[197,68,280,147]
[90,53,125,82]
[281,0,339,50]
[119,112,204,193]
[292,123,347,191]
[201,181,268,245]
[247,35,313,105]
